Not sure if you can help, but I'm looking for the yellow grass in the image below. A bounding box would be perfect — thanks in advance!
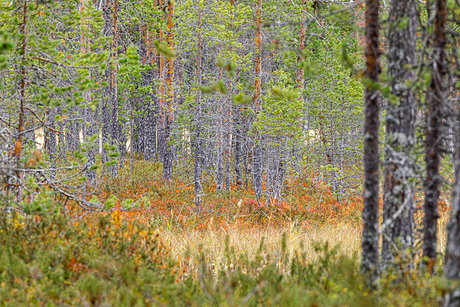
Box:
[161,211,450,279]
[163,223,362,279]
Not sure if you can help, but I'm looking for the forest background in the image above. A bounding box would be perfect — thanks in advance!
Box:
[1,0,460,305]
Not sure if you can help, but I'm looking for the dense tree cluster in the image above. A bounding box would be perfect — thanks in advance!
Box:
[0,0,363,211]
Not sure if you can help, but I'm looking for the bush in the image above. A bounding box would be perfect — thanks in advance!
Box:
[0,212,447,306]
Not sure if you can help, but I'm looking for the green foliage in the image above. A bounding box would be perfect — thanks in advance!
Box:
[0,214,448,306]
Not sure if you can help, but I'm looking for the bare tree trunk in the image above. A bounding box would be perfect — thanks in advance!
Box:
[217,94,224,191]
[85,107,97,180]
[253,0,263,199]
[224,89,232,191]
[46,109,57,180]
[110,0,120,174]
[162,0,175,180]
[361,0,380,285]
[143,25,157,161]
[194,11,203,208]
[424,0,447,274]
[15,0,28,201]
[234,109,242,188]
[80,0,96,180]
[381,0,417,270]
[101,0,113,167]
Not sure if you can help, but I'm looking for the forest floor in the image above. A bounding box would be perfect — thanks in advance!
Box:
[0,159,454,306]
[74,159,451,276]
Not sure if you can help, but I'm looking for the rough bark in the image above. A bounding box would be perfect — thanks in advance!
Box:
[253,0,263,198]
[361,0,380,284]
[424,0,446,273]
[444,97,460,307]
[381,0,417,270]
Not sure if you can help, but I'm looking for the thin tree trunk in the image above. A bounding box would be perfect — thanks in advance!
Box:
[46,109,57,180]
[194,11,203,208]
[144,24,157,161]
[101,0,113,166]
[157,0,166,169]
[234,109,242,187]
[253,0,263,199]
[217,94,224,191]
[17,0,27,156]
[163,0,175,180]
[110,0,120,174]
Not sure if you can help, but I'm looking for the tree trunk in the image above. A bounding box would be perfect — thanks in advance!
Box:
[361,0,380,285]
[444,94,460,307]
[110,0,120,174]
[381,0,417,270]
[194,11,203,208]
[424,0,446,274]
[217,95,224,191]
[162,0,175,180]
[16,0,28,185]
[101,0,113,166]
[234,109,242,187]
[253,0,263,199]
[46,109,57,180]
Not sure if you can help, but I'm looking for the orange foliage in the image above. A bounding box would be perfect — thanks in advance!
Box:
[64,162,367,234]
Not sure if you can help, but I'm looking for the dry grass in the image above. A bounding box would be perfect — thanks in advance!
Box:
[162,223,362,279]
[161,209,451,279]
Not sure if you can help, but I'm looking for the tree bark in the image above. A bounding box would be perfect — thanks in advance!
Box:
[381,0,417,270]
[194,11,203,208]
[444,95,460,307]
[252,0,263,199]
[424,0,446,274]
[361,0,380,285]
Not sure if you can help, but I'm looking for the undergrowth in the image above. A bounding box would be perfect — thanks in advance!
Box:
[0,212,451,306]
[0,160,455,306]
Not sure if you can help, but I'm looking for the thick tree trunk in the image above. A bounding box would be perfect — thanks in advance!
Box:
[444,99,460,307]
[424,0,446,273]
[361,0,380,285]
[381,0,417,270]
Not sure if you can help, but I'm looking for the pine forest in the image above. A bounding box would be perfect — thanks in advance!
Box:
[1,0,460,305]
